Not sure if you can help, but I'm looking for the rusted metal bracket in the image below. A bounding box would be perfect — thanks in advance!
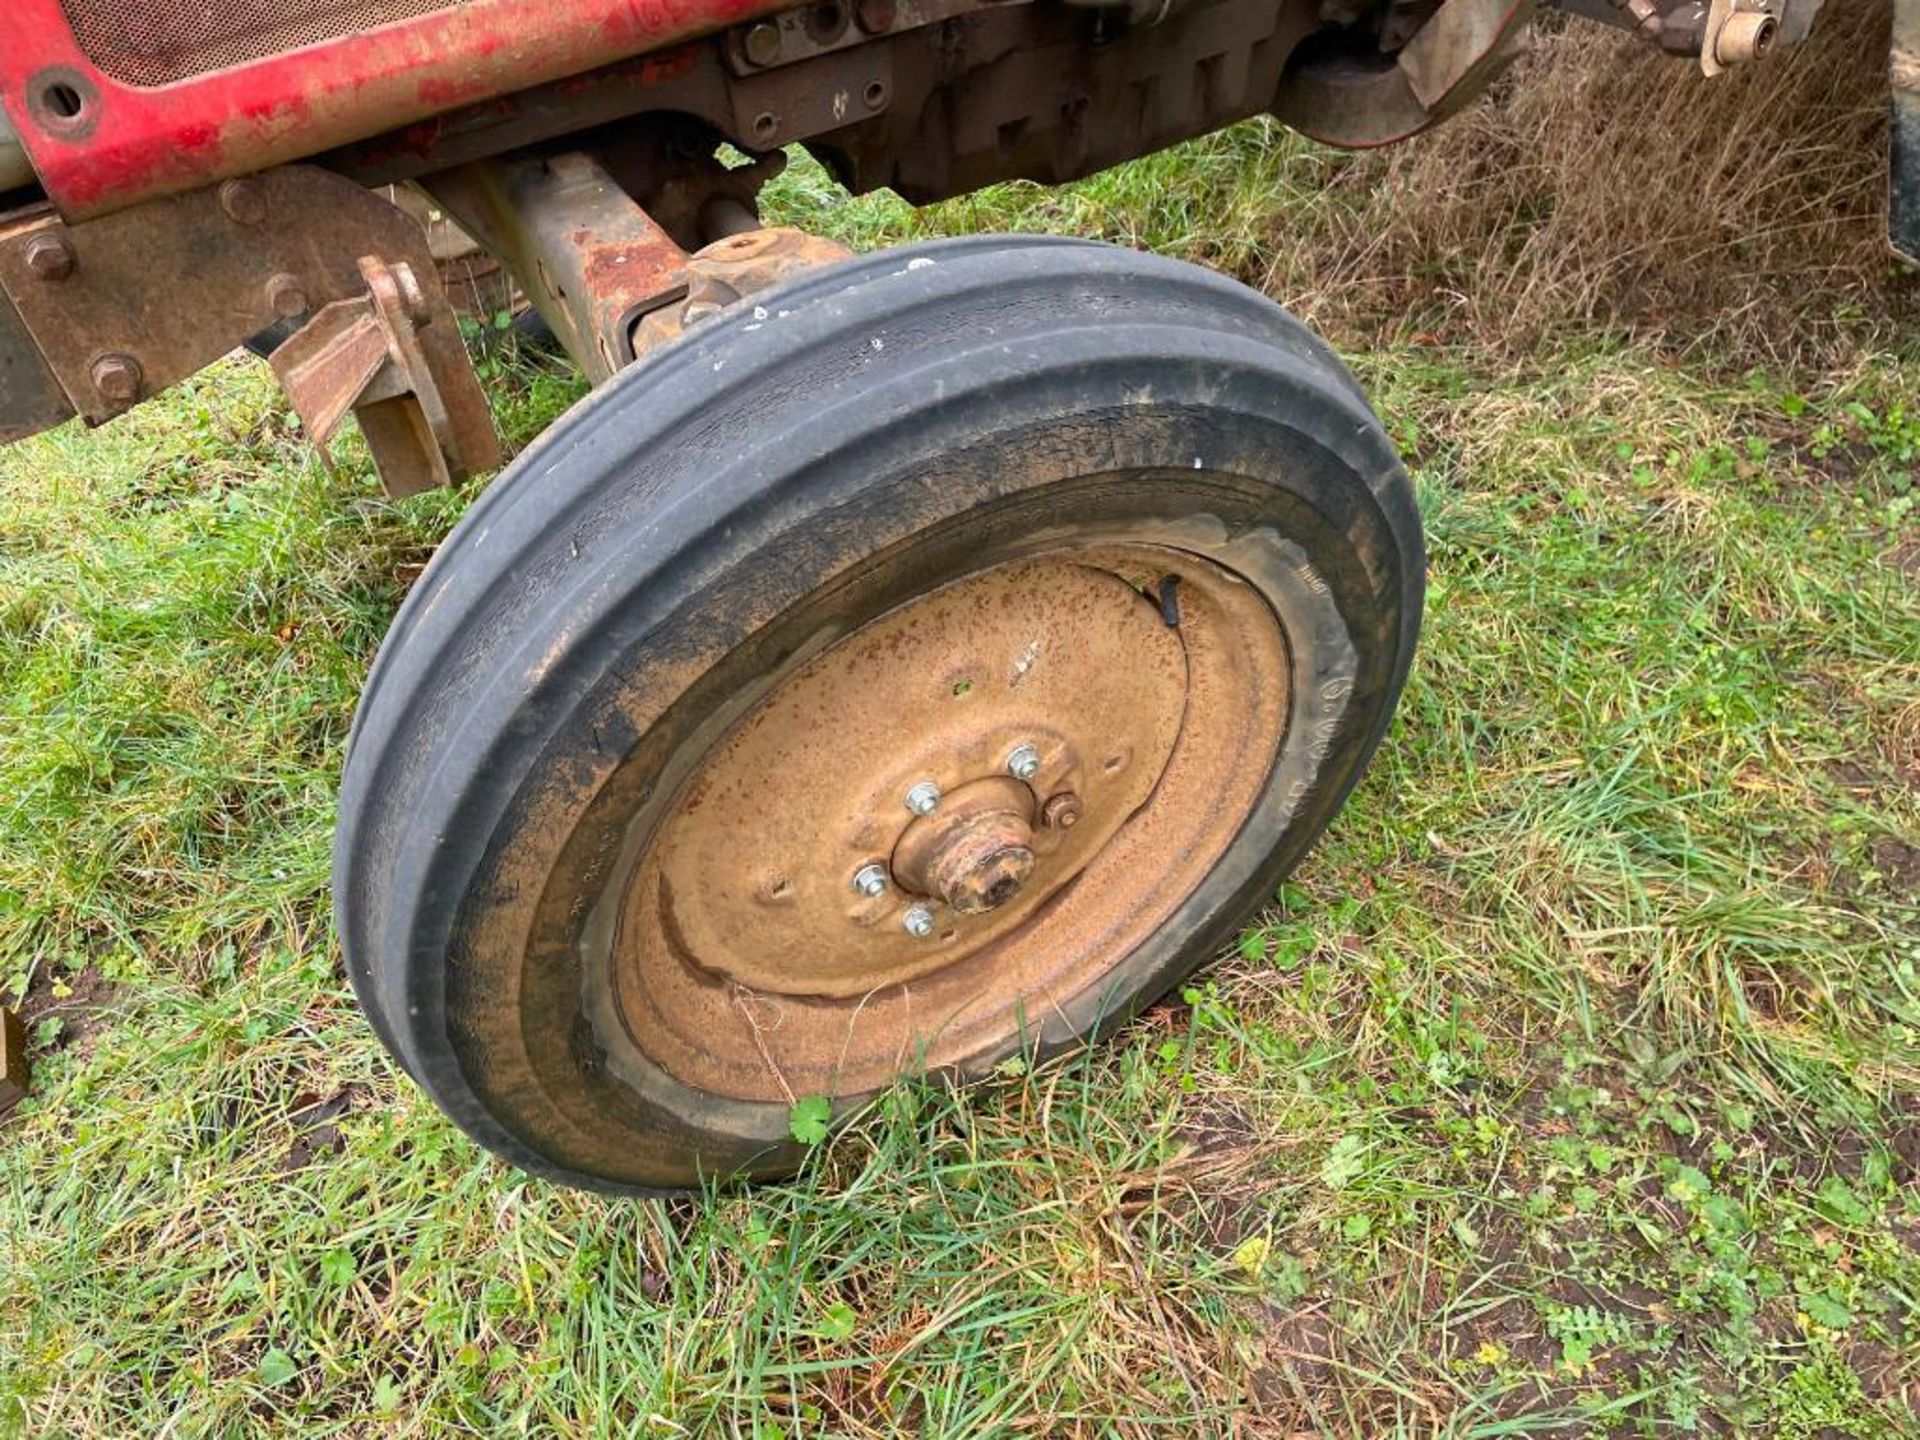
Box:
[1398,0,1535,111]
[270,257,492,496]
[428,150,850,383]
[0,164,498,491]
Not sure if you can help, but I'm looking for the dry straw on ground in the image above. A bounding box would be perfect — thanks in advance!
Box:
[1273,0,1903,367]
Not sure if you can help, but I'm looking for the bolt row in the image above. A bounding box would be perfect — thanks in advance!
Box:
[900,742,1040,823]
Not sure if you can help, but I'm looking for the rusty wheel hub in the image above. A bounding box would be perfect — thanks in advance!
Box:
[608,542,1290,1101]
[893,776,1038,915]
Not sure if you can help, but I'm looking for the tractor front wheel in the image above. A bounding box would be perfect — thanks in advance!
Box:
[333,235,1423,1192]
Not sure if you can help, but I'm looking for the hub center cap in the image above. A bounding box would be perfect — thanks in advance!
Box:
[892,777,1037,914]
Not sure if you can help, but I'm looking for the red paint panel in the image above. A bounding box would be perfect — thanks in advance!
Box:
[0,0,779,217]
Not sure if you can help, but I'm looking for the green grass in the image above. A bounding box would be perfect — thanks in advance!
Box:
[2,125,1917,1435]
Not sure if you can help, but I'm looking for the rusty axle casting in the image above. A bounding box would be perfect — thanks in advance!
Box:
[424,150,854,386]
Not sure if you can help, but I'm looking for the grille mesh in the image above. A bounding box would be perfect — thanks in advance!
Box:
[60,0,461,88]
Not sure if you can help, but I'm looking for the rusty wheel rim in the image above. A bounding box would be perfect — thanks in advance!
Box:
[601,542,1290,1102]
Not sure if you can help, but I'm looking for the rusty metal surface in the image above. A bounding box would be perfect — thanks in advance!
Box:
[380,185,520,318]
[427,152,695,385]
[270,256,494,495]
[891,776,1038,915]
[0,0,1369,438]
[322,0,1550,207]
[271,301,394,449]
[0,165,497,491]
[1895,0,1919,261]
[609,545,1289,1103]
[630,226,853,360]
[1276,0,1532,148]
[354,255,478,493]
[643,558,1188,1000]
[0,285,70,443]
[5,0,1569,221]
[0,0,1571,455]
[1399,0,1536,110]
[429,147,853,380]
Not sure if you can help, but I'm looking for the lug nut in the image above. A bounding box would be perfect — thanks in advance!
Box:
[90,353,142,404]
[1005,743,1041,781]
[1041,792,1082,830]
[852,863,889,898]
[742,20,782,66]
[24,233,74,281]
[904,780,941,816]
[902,904,935,938]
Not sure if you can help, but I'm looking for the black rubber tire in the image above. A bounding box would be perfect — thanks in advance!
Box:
[334,234,1423,1193]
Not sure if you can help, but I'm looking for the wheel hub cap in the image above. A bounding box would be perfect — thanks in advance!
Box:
[892,776,1037,915]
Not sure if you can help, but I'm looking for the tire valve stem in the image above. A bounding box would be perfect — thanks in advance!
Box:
[1157,574,1182,628]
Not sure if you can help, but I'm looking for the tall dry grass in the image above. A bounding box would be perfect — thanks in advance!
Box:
[1271,0,1904,367]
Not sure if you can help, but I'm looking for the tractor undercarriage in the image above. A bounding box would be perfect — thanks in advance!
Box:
[0,0,1848,477]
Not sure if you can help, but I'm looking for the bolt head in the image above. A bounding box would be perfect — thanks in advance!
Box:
[90,353,142,404]
[1041,792,1082,830]
[218,178,267,226]
[23,233,74,281]
[265,272,308,320]
[856,0,898,31]
[742,21,782,65]
[904,780,941,816]
[391,261,433,328]
[852,863,889,898]
[902,904,936,938]
[1005,743,1041,782]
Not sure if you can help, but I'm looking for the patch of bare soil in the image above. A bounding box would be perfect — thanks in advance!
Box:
[14,959,114,1057]
[1868,834,1920,893]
